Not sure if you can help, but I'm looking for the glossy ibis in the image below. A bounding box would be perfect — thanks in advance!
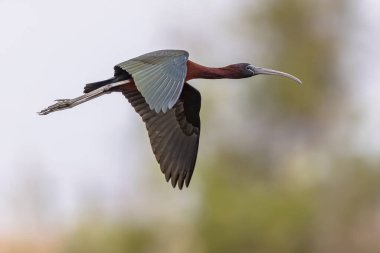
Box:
[39,50,301,189]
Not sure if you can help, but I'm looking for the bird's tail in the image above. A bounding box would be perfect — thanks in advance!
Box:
[84,72,131,93]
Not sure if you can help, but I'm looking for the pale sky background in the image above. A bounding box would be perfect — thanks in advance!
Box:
[352,0,380,155]
[0,0,379,234]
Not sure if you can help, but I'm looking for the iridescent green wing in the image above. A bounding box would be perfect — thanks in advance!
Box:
[115,50,189,113]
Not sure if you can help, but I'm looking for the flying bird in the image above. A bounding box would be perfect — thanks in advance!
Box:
[39,50,301,189]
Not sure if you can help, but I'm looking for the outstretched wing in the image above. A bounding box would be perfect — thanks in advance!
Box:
[123,83,201,189]
[116,50,189,113]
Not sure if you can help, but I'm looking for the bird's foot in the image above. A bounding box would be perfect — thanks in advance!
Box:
[54,99,71,102]
[38,79,130,116]
[38,98,74,115]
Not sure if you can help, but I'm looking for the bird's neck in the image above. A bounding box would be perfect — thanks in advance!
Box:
[186,61,242,81]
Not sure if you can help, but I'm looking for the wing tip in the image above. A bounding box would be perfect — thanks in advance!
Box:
[169,178,187,190]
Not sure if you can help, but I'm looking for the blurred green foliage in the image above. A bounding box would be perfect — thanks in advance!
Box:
[65,223,155,253]
[62,1,380,253]
[248,0,348,119]
[198,161,316,253]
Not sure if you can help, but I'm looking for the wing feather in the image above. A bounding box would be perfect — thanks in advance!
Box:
[116,50,189,113]
[122,83,201,189]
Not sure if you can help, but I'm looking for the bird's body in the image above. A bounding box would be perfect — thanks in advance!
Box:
[39,49,301,189]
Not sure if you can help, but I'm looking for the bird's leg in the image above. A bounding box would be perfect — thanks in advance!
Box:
[38,80,130,115]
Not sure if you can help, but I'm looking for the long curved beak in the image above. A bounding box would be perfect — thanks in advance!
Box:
[250,65,302,85]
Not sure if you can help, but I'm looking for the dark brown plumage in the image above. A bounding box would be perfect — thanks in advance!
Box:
[39,50,301,189]
[123,83,200,188]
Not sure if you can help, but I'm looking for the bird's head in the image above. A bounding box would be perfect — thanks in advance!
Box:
[232,63,302,84]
